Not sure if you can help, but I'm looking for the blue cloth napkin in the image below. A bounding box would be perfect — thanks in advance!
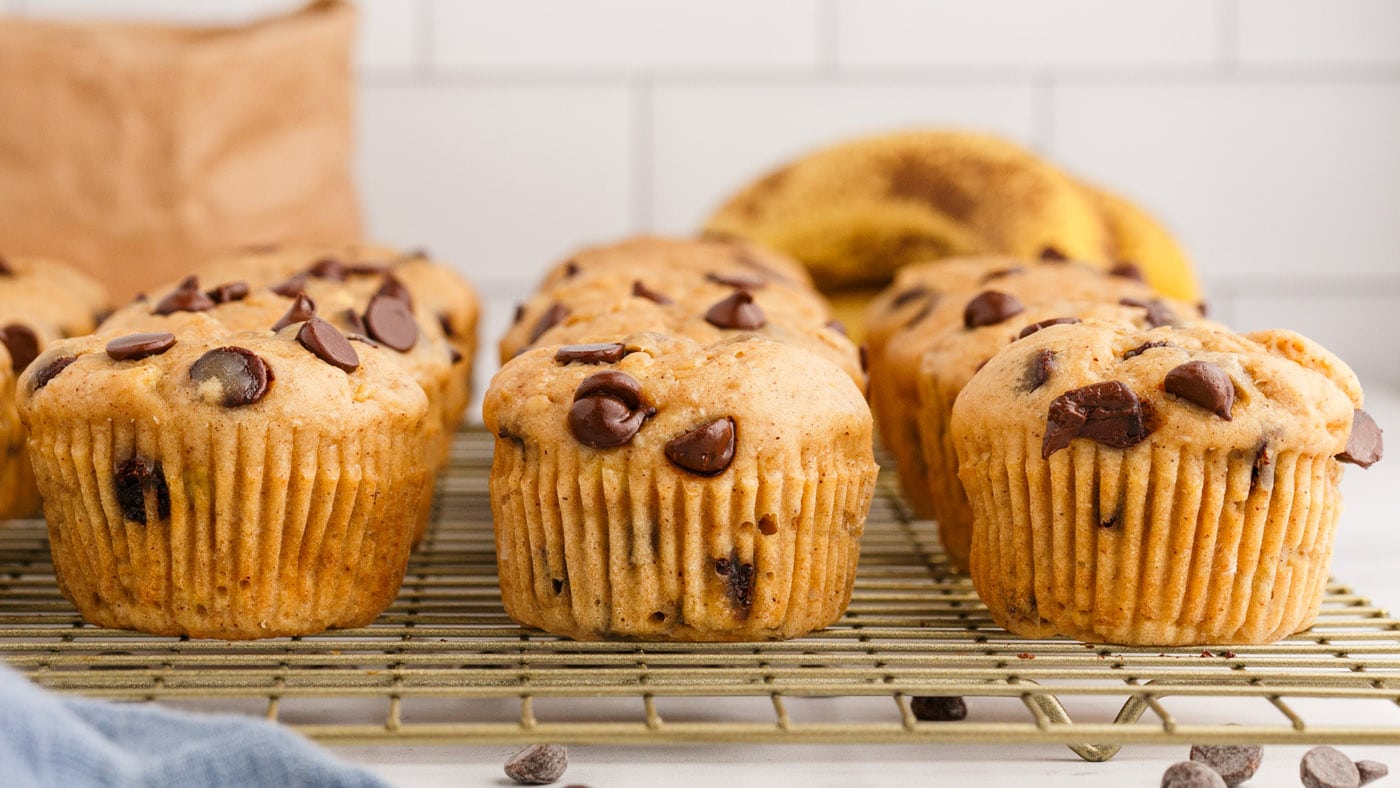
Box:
[0,663,387,788]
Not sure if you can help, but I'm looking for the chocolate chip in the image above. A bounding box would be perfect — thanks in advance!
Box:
[345,261,388,276]
[1161,760,1227,788]
[364,293,419,352]
[342,308,367,335]
[706,272,766,290]
[1252,443,1275,492]
[1017,317,1081,340]
[1197,300,1210,318]
[0,255,11,275]
[714,549,755,618]
[1338,409,1383,468]
[0,323,39,372]
[297,317,359,372]
[114,457,171,525]
[963,290,1025,329]
[270,272,309,297]
[1190,744,1262,787]
[1110,261,1146,282]
[189,347,273,407]
[308,257,348,281]
[1357,760,1388,786]
[205,281,249,304]
[1165,361,1235,420]
[550,578,564,594]
[504,744,568,786]
[106,332,176,362]
[704,290,766,330]
[1024,349,1057,392]
[567,371,651,449]
[449,346,463,364]
[1124,340,1171,359]
[1120,297,1179,328]
[30,355,75,391]
[910,696,967,721]
[891,286,929,308]
[903,300,936,330]
[555,343,628,365]
[1042,381,1155,459]
[1039,246,1068,262]
[512,303,525,324]
[528,303,569,345]
[438,312,455,338]
[1301,746,1360,788]
[665,417,736,477]
[859,344,869,374]
[631,280,674,305]
[733,249,792,284]
[271,293,317,331]
[153,276,215,315]
[375,274,413,308]
[1100,511,1119,528]
[562,260,580,278]
[980,266,1026,283]
[825,319,847,336]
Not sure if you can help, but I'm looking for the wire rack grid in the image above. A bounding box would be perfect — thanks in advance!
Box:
[2,425,1399,762]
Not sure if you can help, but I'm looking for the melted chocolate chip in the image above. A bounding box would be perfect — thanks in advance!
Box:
[963,290,1025,329]
[714,549,755,619]
[704,290,766,330]
[1017,317,1081,340]
[555,342,628,365]
[527,303,569,346]
[1123,340,1171,359]
[270,273,309,297]
[980,266,1026,283]
[910,696,967,722]
[30,355,76,391]
[1024,349,1057,392]
[1039,246,1068,262]
[271,293,317,331]
[205,281,248,304]
[665,417,737,477]
[1119,297,1178,328]
[1251,443,1275,492]
[1338,409,1383,468]
[308,257,348,281]
[364,293,419,352]
[0,323,39,372]
[706,272,766,290]
[1042,381,1155,459]
[891,286,929,308]
[297,317,360,372]
[153,276,216,315]
[114,457,170,525]
[375,274,413,308]
[568,371,651,449]
[106,332,176,362]
[1110,261,1146,282]
[1164,360,1235,420]
[189,347,273,407]
[631,280,674,305]
[825,319,848,336]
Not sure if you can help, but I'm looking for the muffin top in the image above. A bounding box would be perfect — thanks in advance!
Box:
[19,310,428,428]
[484,332,872,476]
[951,320,1379,468]
[537,235,814,292]
[0,253,111,373]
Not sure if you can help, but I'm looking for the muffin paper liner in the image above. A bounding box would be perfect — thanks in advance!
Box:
[915,371,975,572]
[29,416,429,639]
[961,429,1340,645]
[491,436,875,641]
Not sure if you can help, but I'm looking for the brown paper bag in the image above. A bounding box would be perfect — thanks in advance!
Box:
[0,0,361,301]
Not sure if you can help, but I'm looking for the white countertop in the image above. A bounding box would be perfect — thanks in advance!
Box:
[334,386,1400,788]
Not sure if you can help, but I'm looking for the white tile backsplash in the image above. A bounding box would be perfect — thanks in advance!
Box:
[649,83,1039,233]
[1049,82,1400,283]
[355,0,420,75]
[430,0,822,72]
[1228,291,1400,387]
[21,0,300,24]
[836,0,1222,68]
[1238,0,1400,65]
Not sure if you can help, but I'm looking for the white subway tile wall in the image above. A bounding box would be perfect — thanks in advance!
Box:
[5,0,1400,390]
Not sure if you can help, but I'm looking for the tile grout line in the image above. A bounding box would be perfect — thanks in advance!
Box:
[818,0,840,76]
[630,78,654,231]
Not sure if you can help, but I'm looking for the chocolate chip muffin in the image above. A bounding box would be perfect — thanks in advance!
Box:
[0,254,111,518]
[19,312,433,639]
[483,332,878,641]
[951,321,1381,645]
[868,256,1184,518]
[915,301,1223,572]
[500,236,834,362]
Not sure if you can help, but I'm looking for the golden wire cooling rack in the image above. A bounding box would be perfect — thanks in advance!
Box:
[2,425,1399,762]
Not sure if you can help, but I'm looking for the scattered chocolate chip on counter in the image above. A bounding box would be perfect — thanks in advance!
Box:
[1357,760,1389,786]
[1302,746,1362,788]
[910,695,967,722]
[1162,760,1227,788]
[1189,744,1262,786]
[504,744,568,786]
